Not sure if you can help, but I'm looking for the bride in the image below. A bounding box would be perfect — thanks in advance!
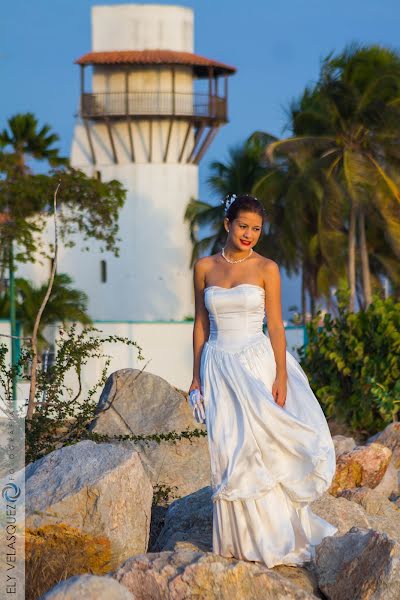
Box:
[189,193,338,568]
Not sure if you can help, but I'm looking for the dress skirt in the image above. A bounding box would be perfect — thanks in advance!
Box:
[200,332,338,568]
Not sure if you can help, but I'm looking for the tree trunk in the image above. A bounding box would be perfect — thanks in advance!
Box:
[359,207,372,307]
[357,286,365,312]
[27,184,60,420]
[301,266,306,324]
[348,203,357,311]
[309,271,316,317]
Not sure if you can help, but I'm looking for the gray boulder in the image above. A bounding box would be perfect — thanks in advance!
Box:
[310,493,370,534]
[89,368,204,436]
[131,435,211,500]
[114,548,320,599]
[315,527,400,600]
[40,574,133,600]
[332,435,356,457]
[26,440,153,568]
[153,486,213,551]
[367,423,400,468]
[338,486,399,517]
[311,491,400,543]
[90,369,211,498]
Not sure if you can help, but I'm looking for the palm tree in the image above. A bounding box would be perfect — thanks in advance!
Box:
[267,44,400,310]
[253,148,345,318]
[0,112,66,175]
[184,132,274,265]
[0,273,91,351]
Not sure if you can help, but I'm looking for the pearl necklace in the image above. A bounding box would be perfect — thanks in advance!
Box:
[221,246,253,264]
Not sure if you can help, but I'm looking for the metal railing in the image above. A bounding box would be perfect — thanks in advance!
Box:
[81,91,227,121]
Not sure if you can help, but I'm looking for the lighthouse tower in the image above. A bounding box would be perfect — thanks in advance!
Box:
[67,4,236,321]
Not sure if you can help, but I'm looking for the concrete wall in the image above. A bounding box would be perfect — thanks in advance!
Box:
[92,65,193,94]
[92,4,194,52]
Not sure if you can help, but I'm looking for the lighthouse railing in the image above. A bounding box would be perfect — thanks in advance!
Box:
[80,92,227,121]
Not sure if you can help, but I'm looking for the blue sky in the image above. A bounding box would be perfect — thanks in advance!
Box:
[1,1,399,317]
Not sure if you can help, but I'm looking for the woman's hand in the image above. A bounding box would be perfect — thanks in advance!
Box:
[189,377,202,395]
[272,373,287,407]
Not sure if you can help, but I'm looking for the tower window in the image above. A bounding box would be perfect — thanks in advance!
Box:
[100,260,107,283]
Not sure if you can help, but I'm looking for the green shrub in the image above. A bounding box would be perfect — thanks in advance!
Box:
[299,293,400,436]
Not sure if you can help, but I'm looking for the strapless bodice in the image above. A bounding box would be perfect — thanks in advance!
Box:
[204,284,266,351]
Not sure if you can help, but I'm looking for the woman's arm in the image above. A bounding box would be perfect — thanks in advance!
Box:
[264,261,287,407]
[190,258,210,392]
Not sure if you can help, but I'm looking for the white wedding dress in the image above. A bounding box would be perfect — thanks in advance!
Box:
[199,283,338,568]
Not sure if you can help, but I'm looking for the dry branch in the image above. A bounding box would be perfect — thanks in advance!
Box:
[27,183,60,420]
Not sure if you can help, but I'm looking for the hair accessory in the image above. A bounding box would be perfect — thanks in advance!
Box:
[221,193,237,214]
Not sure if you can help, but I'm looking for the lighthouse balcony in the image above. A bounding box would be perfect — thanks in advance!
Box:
[80,91,227,122]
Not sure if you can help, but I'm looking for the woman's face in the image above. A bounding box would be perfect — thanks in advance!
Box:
[224,210,263,249]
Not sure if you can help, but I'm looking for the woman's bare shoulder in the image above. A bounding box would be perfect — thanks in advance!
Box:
[253,253,280,272]
[194,254,219,270]
[193,254,219,285]
[253,255,280,292]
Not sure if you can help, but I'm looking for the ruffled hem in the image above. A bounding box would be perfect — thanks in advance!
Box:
[212,483,338,568]
[211,443,333,505]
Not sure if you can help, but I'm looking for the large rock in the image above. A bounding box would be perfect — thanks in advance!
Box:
[129,436,211,500]
[311,491,400,544]
[332,435,356,457]
[368,422,400,468]
[114,549,320,599]
[153,486,213,552]
[90,369,211,499]
[40,574,133,600]
[152,488,320,597]
[328,443,392,496]
[315,527,400,600]
[310,493,370,534]
[90,368,204,436]
[337,487,400,542]
[25,440,153,568]
[373,459,399,497]
[338,487,399,517]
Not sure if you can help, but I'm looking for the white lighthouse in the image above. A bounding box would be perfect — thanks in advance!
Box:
[66,4,235,321]
[14,4,236,394]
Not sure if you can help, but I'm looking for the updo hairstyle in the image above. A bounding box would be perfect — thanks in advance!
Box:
[222,193,266,228]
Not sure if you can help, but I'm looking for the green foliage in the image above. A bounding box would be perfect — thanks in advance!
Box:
[152,483,180,506]
[0,274,92,349]
[299,293,400,435]
[0,112,126,266]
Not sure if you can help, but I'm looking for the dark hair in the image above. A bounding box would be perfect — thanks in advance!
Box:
[223,194,266,227]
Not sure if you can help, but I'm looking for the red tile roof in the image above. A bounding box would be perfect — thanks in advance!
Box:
[75,49,236,77]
